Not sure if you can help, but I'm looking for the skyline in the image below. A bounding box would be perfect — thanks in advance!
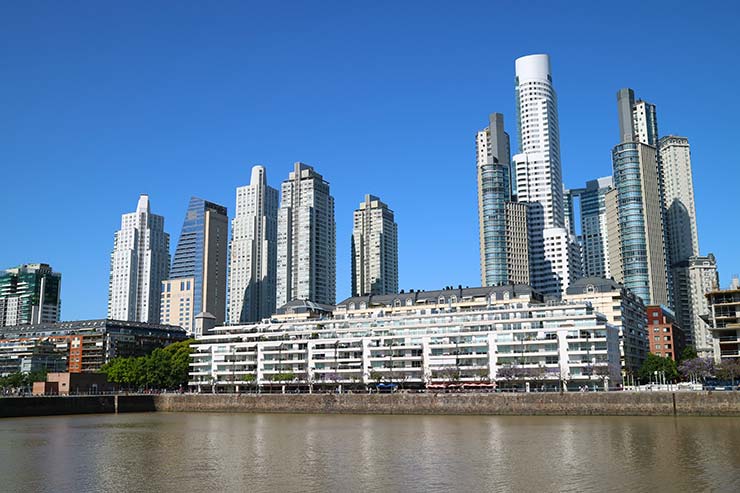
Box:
[2,2,739,320]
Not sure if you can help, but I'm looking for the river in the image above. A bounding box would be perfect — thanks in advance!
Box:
[0,412,738,492]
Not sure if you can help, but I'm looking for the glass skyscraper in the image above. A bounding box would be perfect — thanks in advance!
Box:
[162,197,228,334]
[477,113,512,286]
[0,263,61,327]
[611,89,670,307]
[612,143,651,303]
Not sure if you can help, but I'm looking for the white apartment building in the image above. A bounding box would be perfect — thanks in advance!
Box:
[564,277,648,376]
[351,194,398,296]
[228,165,279,324]
[658,136,699,262]
[108,195,170,323]
[189,285,622,392]
[512,54,580,298]
[276,162,336,307]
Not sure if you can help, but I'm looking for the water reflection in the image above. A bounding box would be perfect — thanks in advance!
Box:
[0,413,739,492]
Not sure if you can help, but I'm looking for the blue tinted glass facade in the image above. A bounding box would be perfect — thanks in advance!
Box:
[171,198,207,313]
[612,143,650,304]
[480,162,511,286]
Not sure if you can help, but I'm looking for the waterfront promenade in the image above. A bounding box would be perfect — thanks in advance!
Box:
[2,391,740,418]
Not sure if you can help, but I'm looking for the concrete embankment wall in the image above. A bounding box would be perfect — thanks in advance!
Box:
[152,392,740,417]
[2,392,740,418]
[0,395,156,418]
[0,396,116,418]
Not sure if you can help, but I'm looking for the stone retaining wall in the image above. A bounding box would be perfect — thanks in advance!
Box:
[2,392,739,418]
[152,391,740,417]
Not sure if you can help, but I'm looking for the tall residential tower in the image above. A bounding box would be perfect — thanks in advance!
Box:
[351,195,398,296]
[276,163,336,307]
[0,263,61,327]
[161,197,228,335]
[228,165,279,324]
[567,177,614,279]
[476,112,529,286]
[512,54,581,297]
[611,89,670,306]
[108,195,170,323]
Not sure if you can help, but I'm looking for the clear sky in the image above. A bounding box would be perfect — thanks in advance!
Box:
[1,1,738,321]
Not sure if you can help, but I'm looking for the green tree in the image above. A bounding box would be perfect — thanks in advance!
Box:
[638,353,678,383]
[163,339,194,388]
[679,346,698,363]
[100,339,194,390]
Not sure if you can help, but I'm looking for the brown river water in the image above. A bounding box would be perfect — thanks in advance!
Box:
[0,412,739,492]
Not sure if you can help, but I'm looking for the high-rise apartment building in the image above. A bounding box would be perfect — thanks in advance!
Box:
[673,254,719,357]
[512,54,580,297]
[228,165,279,324]
[505,202,530,285]
[659,135,702,345]
[351,195,398,297]
[611,89,670,306]
[476,113,530,286]
[276,162,336,307]
[107,194,170,323]
[632,100,659,147]
[604,188,623,283]
[568,177,614,279]
[0,264,61,327]
[161,197,228,335]
[477,113,510,286]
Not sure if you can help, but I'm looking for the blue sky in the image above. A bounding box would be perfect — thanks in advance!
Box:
[1,1,738,321]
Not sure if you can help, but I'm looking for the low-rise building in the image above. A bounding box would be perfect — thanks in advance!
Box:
[564,277,648,376]
[32,372,115,395]
[190,285,623,392]
[0,319,187,375]
[646,305,685,360]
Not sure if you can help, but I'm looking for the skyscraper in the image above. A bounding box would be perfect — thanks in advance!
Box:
[659,136,700,261]
[673,254,719,356]
[351,194,398,296]
[512,54,581,297]
[228,165,278,324]
[659,135,703,349]
[161,197,228,335]
[611,89,670,306]
[108,194,170,323]
[477,113,512,286]
[0,263,61,327]
[476,112,531,286]
[276,162,336,307]
[604,188,623,283]
[568,177,614,279]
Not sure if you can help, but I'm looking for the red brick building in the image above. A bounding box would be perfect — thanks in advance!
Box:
[646,305,686,360]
